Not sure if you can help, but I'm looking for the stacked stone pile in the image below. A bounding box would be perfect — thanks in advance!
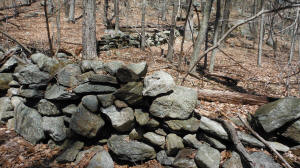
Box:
[0,48,299,167]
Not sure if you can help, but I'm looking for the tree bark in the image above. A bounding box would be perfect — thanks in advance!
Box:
[184,0,194,41]
[82,0,97,60]
[257,4,265,67]
[44,0,54,56]
[63,0,70,18]
[197,89,278,105]
[289,8,299,64]
[209,0,221,73]
[189,0,213,72]
[55,0,61,56]
[161,0,167,21]
[221,0,232,36]
[166,0,179,61]
[141,0,146,50]
[69,0,75,23]
[114,0,120,31]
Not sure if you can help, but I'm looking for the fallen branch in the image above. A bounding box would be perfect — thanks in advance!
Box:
[181,4,300,85]
[197,89,278,105]
[221,119,256,168]
[0,30,32,55]
[238,114,293,168]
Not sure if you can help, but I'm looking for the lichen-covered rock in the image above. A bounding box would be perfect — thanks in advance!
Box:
[57,64,81,87]
[42,116,67,142]
[87,146,114,168]
[250,152,281,168]
[199,116,228,140]
[108,135,156,162]
[127,62,147,78]
[45,84,79,100]
[19,89,44,98]
[0,97,14,121]
[183,134,203,149]
[101,106,135,132]
[134,109,149,126]
[82,95,99,113]
[144,132,165,148]
[166,133,184,156]
[150,86,197,119]
[143,71,175,97]
[165,117,200,132]
[195,144,221,168]
[0,73,13,90]
[222,152,243,168]
[37,99,61,116]
[70,103,105,138]
[62,104,77,115]
[31,53,62,75]
[114,82,143,105]
[157,150,174,166]
[15,103,45,144]
[282,120,300,144]
[89,74,118,85]
[203,135,226,150]
[252,98,300,133]
[14,64,51,85]
[56,141,84,163]
[173,148,197,168]
[73,83,116,94]
[97,94,115,107]
[104,60,124,75]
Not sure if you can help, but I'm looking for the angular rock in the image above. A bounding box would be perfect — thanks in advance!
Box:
[11,96,26,108]
[37,99,61,116]
[183,134,203,149]
[203,135,226,150]
[267,141,289,152]
[0,97,14,121]
[129,128,143,140]
[7,88,19,97]
[250,152,281,168]
[13,64,51,85]
[91,60,104,73]
[62,104,77,115]
[144,132,165,148]
[81,60,104,73]
[8,80,19,87]
[150,86,197,119]
[252,98,300,133]
[87,147,114,168]
[134,109,149,126]
[114,82,143,105]
[165,117,200,132]
[31,53,62,75]
[291,145,300,156]
[77,71,95,84]
[57,64,81,87]
[0,57,18,72]
[42,116,67,142]
[157,150,174,166]
[116,66,139,83]
[143,71,175,97]
[108,135,156,162]
[97,94,115,107]
[237,131,264,148]
[127,62,147,78]
[195,144,221,168]
[146,118,160,128]
[56,141,84,163]
[173,148,197,168]
[104,60,124,75]
[0,73,13,90]
[15,103,45,144]
[199,116,229,140]
[114,99,128,108]
[70,103,105,138]
[73,83,116,94]
[19,89,44,98]
[166,133,184,156]
[7,118,15,130]
[75,146,102,164]
[282,120,300,144]
[155,128,167,136]
[89,74,118,85]
[101,106,135,132]
[222,152,243,168]
[82,95,99,113]
[45,84,78,100]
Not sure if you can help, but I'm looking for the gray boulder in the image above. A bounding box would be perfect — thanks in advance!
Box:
[108,135,156,162]
[11,96,26,108]
[31,53,62,75]
[87,146,114,168]
[45,84,79,100]
[14,64,51,85]
[183,134,203,149]
[70,103,105,138]
[73,83,116,94]
[104,60,124,75]
[0,73,13,90]
[143,71,175,97]
[57,64,81,87]
[114,82,143,105]
[82,95,99,113]
[62,104,77,115]
[157,150,174,166]
[37,99,61,116]
[114,99,128,108]
[56,141,84,163]
[166,133,184,156]
[146,118,160,128]
[0,57,18,72]
[19,89,44,98]
[97,94,115,107]
[194,144,221,168]
[134,109,149,126]
[42,116,67,142]
[199,116,228,140]
[143,132,165,148]
[250,152,281,168]
[173,148,197,168]
[77,71,95,84]
[127,62,148,78]
[252,98,300,133]
[150,86,197,119]
[0,97,14,121]
[15,103,45,144]
[165,117,200,132]
[89,74,118,85]
[116,65,139,83]
[81,60,104,73]
[282,120,300,144]
[101,106,135,132]
[203,135,226,150]
[222,152,243,168]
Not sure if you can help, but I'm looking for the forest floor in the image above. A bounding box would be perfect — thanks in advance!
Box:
[0,1,299,167]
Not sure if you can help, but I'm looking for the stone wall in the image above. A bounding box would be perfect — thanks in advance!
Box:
[0,48,298,167]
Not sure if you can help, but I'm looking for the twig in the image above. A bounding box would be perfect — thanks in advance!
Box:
[181,4,300,85]
[0,30,32,55]
[220,119,256,168]
[238,114,293,168]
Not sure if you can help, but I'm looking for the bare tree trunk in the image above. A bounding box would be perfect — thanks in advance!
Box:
[114,0,119,31]
[209,0,221,73]
[141,0,146,50]
[47,0,54,15]
[221,0,232,36]
[189,0,213,72]
[82,0,97,60]
[166,0,179,61]
[161,0,167,21]
[257,1,265,67]
[69,0,75,23]
[63,0,70,18]
[184,0,193,41]
[289,8,300,64]
[44,0,54,56]
[55,0,61,56]
[103,0,110,27]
